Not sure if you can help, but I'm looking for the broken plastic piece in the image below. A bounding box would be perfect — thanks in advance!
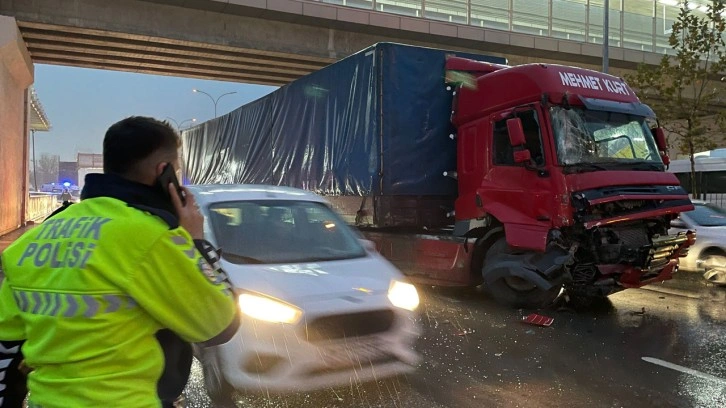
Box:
[704,269,726,286]
[522,313,554,327]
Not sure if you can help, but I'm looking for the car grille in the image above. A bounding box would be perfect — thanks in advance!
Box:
[303,309,396,343]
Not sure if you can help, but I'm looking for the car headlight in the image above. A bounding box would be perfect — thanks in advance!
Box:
[387,280,419,311]
[238,293,302,324]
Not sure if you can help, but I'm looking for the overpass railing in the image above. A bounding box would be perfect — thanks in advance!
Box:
[312,0,699,55]
[27,193,59,223]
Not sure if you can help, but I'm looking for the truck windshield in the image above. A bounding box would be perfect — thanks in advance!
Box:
[550,106,663,171]
[208,200,367,265]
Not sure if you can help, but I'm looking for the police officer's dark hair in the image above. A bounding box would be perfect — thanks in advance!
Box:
[103,116,180,176]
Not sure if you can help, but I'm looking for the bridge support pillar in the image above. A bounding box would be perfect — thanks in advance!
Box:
[0,15,33,236]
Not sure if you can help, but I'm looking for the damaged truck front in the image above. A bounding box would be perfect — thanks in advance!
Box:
[449,59,695,306]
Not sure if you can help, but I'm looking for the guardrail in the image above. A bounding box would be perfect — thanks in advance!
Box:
[26,193,59,223]
[312,0,678,54]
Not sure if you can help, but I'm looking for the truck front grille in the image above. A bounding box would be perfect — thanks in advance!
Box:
[613,225,650,248]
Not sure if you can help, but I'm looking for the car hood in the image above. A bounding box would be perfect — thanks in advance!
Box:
[689,226,726,239]
[221,253,404,304]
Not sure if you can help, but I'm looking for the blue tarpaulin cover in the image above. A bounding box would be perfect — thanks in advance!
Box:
[181,42,506,196]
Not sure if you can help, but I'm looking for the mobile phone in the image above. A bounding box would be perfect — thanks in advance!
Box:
[158,163,186,206]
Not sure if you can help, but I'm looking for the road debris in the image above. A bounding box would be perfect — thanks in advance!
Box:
[522,313,554,327]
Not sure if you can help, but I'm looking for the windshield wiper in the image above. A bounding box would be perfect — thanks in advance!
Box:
[628,162,664,171]
[562,163,609,173]
[221,252,266,264]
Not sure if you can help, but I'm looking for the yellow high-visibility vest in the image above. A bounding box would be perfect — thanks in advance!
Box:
[0,196,237,408]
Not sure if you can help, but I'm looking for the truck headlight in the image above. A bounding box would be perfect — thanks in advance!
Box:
[387,280,419,311]
[238,293,302,324]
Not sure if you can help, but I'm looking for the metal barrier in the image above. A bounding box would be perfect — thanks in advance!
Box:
[26,193,59,222]
[688,194,726,210]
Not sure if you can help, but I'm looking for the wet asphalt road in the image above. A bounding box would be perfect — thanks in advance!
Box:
[182,273,726,408]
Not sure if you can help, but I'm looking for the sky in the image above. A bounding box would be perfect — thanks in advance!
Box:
[32,64,279,162]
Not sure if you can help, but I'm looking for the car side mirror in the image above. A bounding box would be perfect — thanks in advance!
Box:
[360,239,377,252]
[670,219,687,229]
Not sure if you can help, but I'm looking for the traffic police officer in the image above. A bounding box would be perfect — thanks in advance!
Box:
[0,116,240,408]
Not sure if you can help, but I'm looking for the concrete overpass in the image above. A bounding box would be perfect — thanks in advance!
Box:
[1,0,671,87]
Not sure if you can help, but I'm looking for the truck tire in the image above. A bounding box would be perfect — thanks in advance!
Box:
[564,292,606,309]
[483,237,562,309]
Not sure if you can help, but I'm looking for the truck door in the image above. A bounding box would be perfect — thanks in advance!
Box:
[483,106,555,250]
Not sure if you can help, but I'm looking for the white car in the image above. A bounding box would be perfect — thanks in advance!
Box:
[669,200,726,285]
[187,184,422,405]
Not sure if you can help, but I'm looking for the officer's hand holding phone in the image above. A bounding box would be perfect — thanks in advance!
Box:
[160,163,204,240]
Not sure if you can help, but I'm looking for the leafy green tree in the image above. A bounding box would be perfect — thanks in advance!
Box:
[626,0,726,197]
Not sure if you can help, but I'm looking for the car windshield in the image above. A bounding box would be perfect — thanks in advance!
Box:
[685,203,726,227]
[207,200,367,264]
[550,107,663,170]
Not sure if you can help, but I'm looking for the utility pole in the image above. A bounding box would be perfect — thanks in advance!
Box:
[603,0,610,73]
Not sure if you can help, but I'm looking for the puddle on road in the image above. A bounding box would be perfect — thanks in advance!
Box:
[182,358,435,408]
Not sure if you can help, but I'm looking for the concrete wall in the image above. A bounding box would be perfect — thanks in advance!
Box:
[0,15,32,236]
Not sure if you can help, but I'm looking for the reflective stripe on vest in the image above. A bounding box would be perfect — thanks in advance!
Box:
[12,290,137,318]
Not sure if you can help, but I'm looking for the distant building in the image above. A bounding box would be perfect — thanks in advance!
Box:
[77,153,103,168]
[694,149,726,159]
[59,161,78,185]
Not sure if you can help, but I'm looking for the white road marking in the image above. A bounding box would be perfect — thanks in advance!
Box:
[640,286,702,299]
[642,357,726,385]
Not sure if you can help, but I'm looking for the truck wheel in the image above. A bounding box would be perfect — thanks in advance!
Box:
[483,237,562,309]
[563,292,605,309]
[201,358,238,408]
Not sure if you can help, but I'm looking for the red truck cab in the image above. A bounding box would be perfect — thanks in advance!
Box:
[431,59,695,306]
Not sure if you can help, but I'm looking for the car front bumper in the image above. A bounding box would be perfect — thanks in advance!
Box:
[207,301,422,393]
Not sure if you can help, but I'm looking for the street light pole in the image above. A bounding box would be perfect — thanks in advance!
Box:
[165,117,197,132]
[192,89,237,118]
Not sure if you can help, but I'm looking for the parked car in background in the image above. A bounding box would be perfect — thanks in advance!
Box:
[187,184,422,406]
[669,200,726,280]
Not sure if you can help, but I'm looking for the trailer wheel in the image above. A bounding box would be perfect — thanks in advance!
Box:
[483,237,562,309]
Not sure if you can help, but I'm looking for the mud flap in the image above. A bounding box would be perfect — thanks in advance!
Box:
[483,246,572,290]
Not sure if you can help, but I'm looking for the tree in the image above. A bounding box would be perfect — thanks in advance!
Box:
[625,0,726,197]
[35,153,60,186]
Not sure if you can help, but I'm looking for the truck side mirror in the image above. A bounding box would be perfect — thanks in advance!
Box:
[653,127,670,166]
[506,118,532,164]
[507,118,526,146]
[513,149,532,163]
